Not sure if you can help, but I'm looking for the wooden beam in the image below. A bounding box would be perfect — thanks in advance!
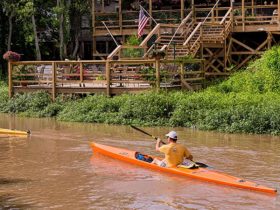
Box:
[106,60,111,96]
[180,64,194,91]
[278,0,280,22]
[92,0,96,57]
[52,62,56,101]
[155,59,160,91]
[102,0,104,12]
[267,32,272,49]
[181,0,184,21]
[192,0,195,22]
[251,0,254,16]
[242,0,245,31]
[232,38,255,52]
[235,39,268,69]
[205,48,224,72]
[119,0,122,34]
[149,0,152,28]
[226,37,232,65]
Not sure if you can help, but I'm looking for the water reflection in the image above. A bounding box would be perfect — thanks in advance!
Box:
[0,113,279,209]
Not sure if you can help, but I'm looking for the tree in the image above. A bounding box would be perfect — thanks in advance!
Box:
[69,0,91,59]
[2,0,19,51]
[17,0,41,60]
[55,0,71,60]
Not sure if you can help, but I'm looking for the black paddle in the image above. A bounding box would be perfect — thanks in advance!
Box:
[130,125,209,168]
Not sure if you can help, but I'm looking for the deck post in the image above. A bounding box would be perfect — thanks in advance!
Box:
[79,62,83,84]
[155,59,160,91]
[180,63,184,88]
[52,62,56,101]
[92,0,96,58]
[267,32,272,49]
[278,0,280,23]
[8,61,13,98]
[224,39,227,69]
[106,60,111,96]
[119,0,122,34]
[149,0,152,29]
[192,0,195,22]
[181,0,184,21]
[242,0,245,31]
[202,59,206,88]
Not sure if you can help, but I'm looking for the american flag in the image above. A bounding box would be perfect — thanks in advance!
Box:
[138,8,149,38]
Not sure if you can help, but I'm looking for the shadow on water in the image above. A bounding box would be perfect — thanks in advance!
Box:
[0,178,31,185]
[0,178,33,209]
[0,194,32,209]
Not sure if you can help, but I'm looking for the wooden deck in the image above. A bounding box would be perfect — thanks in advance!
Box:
[8,59,203,100]
[10,1,280,99]
[92,1,280,75]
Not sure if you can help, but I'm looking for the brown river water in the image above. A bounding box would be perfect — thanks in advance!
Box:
[0,113,279,209]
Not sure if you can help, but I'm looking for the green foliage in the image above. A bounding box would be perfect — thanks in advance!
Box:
[4,91,51,115]
[139,66,156,81]
[117,92,175,125]
[213,46,280,94]
[125,35,140,46]
[122,35,142,58]
[2,46,280,134]
[58,95,121,123]
[0,82,9,112]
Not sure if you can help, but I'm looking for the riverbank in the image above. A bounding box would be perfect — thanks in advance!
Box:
[1,46,280,135]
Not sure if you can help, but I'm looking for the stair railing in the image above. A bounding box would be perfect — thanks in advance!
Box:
[183,0,222,51]
[167,11,193,48]
[219,8,232,40]
[139,24,161,47]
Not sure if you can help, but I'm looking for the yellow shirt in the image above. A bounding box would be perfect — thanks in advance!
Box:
[159,143,192,167]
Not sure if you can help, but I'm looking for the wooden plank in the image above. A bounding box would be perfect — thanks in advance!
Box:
[232,38,255,52]
[52,62,56,101]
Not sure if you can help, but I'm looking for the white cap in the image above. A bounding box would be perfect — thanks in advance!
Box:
[165,131,177,140]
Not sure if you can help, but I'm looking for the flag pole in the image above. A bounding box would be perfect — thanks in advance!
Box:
[102,21,120,46]
[140,5,158,25]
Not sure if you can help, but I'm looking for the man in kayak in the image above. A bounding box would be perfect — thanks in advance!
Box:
[152,131,193,167]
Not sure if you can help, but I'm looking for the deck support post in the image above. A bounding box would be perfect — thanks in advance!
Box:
[8,61,13,98]
[180,63,184,88]
[191,0,195,22]
[224,39,227,70]
[242,0,245,31]
[92,0,96,59]
[181,0,184,21]
[267,32,272,49]
[80,62,84,85]
[155,59,160,91]
[119,0,122,34]
[51,62,56,101]
[106,60,111,96]
[278,0,280,23]
[149,0,152,29]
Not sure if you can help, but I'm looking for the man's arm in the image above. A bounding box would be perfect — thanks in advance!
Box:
[185,148,193,160]
[155,138,162,151]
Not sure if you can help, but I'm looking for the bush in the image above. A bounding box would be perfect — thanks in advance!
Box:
[2,46,280,135]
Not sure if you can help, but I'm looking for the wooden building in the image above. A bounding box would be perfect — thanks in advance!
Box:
[7,0,280,99]
[92,0,280,75]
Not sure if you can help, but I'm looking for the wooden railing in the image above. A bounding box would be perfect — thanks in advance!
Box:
[8,59,205,99]
[93,4,280,36]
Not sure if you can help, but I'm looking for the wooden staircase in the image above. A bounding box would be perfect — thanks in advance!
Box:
[106,4,233,91]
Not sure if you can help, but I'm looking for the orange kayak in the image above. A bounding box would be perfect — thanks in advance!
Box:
[91,142,277,194]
